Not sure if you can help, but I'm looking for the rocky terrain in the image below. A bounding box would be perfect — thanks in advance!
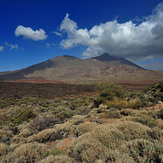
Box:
[0,81,163,162]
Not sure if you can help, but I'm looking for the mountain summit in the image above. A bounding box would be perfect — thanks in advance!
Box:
[91,53,142,68]
[0,53,163,83]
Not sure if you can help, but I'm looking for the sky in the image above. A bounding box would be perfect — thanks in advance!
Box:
[0,0,163,72]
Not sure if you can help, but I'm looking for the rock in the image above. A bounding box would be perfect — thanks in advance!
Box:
[56,137,76,149]
[109,107,117,112]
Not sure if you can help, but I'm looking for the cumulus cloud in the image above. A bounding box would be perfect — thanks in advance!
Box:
[59,2,163,63]
[5,42,19,50]
[0,46,4,52]
[60,13,90,49]
[15,25,48,41]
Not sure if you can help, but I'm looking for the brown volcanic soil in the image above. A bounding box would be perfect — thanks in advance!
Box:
[0,80,154,100]
[0,82,96,100]
[4,79,67,84]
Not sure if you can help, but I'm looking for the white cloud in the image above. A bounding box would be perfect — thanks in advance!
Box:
[46,43,50,48]
[0,46,4,52]
[10,44,18,50]
[5,42,19,50]
[60,13,90,49]
[59,2,163,63]
[15,25,48,41]
[52,31,62,37]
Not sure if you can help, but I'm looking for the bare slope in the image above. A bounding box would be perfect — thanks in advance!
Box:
[0,54,163,83]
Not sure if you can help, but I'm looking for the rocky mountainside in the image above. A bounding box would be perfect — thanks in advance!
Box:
[0,53,163,83]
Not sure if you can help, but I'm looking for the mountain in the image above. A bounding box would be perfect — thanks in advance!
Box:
[91,53,142,68]
[0,53,163,83]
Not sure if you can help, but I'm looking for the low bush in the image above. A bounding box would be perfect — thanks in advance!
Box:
[11,109,37,124]
[1,142,48,162]
[70,96,92,110]
[0,143,8,156]
[27,128,56,143]
[29,115,63,134]
[92,121,152,149]
[39,154,74,163]
[75,122,97,136]
[76,106,91,115]
[49,148,66,156]
[100,110,122,119]
[94,82,125,107]
[132,116,158,128]
[105,98,143,110]
[69,132,119,163]
[55,110,75,119]
[119,139,163,162]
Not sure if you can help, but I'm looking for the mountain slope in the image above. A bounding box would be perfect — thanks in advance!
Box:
[91,53,142,68]
[0,54,163,83]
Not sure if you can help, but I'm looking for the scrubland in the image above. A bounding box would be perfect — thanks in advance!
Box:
[0,81,163,163]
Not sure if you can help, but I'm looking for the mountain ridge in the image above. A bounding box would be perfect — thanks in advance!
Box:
[0,53,163,83]
[91,53,142,68]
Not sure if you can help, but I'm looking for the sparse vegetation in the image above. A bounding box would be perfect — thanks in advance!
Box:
[0,81,163,162]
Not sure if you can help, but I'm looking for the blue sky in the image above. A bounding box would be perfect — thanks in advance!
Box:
[0,0,163,72]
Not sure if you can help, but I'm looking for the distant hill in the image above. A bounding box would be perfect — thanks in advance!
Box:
[0,53,163,83]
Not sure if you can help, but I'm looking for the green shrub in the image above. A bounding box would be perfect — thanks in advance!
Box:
[132,116,158,128]
[95,82,125,107]
[49,148,66,156]
[70,96,92,109]
[42,148,66,159]
[55,110,75,119]
[11,109,37,124]
[96,82,124,99]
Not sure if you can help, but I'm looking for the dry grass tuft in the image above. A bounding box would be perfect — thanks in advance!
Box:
[27,128,56,143]
[119,139,163,162]
[18,128,33,138]
[53,115,85,135]
[68,132,111,162]
[0,129,13,139]
[92,120,152,149]
[68,119,163,162]
[1,142,48,163]
[38,154,74,163]
[100,110,122,119]
[75,122,97,136]
[0,142,8,156]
